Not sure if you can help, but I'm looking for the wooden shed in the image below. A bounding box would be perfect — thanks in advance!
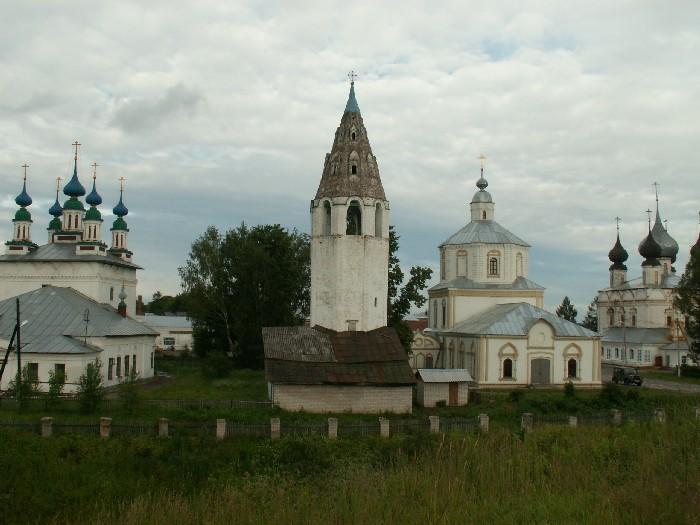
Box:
[416,369,473,407]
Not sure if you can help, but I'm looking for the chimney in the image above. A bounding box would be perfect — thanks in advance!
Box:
[118,301,127,317]
[136,295,144,316]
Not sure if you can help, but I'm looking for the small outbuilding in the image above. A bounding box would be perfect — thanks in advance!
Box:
[263,325,416,414]
[416,368,473,407]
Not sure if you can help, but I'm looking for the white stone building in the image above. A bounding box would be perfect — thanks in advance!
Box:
[136,314,193,352]
[415,368,472,407]
[263,81,415,413]
[597,200,693,368]
[0,286,157,393]
[0,146,140,315]
[426,168,601,388]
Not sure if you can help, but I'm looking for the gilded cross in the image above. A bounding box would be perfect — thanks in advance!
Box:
[55,176,62,195]
[645,208,652,228]
[615,216,621,232]
[347,70,358,84]
[652,181,660,202]
[72,141,81,158]
[478,154,487,169]
[119,176,126,192]
[21,163,29,181]
[91,162,99,180]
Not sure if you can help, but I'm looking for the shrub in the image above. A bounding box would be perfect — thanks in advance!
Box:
[435,400,447,408]
[564,381,576,398]
[508,390,524,403]
[202,352,234,379]
[625,388,640,402]
[680,365,700,378]
[77,359,104,414]
[7,364,41,410]
[45,369,65,409]
[599,382,623,406]
[118,369,142,414]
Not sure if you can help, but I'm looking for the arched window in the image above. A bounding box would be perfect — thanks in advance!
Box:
[459,350,465,368]
[433,300,438,328]
[323,201,332,235]
[503,358,513,378]
[441,299,446,328]
[489,258,498,276]
[629,348,634,360]
[482,210,486,220]
[425,354,434,369]
[449,342,455,368]
[487,250,500,277]
[615,347,619,359]
[346,201,362,235]
[440,250,446,280]
[351,132,356,140]
[630,309,637,327]
[567,358,577,378]
[374,203,383,237]
[608,308,614,326]
[351,164,357,174]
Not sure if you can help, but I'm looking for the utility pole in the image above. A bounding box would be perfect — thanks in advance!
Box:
[15,298,21,394]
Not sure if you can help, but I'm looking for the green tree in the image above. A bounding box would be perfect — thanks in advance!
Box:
[675,245,700,364]
[8,364,41,410]
[146,292,189,315]
[45,368,65,409]
[180,224,310,368]
[556,296,578,323]
[77,359,104,414]
[118,368,142,414]
[581,298,598,332]
[388,226,433,352]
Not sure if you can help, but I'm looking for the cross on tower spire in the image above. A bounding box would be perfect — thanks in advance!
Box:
[477,154,487,175]
[615,216,621,232]
[119,177,126,192]
[55,177,62,193]
[91,162,99,180]
[652,181,660,211]
[21,163,29,181]
[72,141,81,159]
[646,208,653,229]
[347,70,358,84]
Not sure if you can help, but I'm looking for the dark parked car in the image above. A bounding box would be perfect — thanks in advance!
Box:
[612,366,643,386]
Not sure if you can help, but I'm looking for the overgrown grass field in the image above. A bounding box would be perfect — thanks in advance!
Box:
[1,420,698,524]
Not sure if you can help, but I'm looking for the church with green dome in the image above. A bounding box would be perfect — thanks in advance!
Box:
[0,142,141,317]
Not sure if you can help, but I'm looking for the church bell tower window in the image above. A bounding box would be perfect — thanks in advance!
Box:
[346,201,362,235]
[351,164,357,174]
[323,201,332,235]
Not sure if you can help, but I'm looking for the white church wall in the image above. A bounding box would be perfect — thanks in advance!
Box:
[93,335,156,387]
[0,261,137,314]
[0,352,97,393]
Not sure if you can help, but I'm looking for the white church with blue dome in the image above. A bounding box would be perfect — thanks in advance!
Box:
[0,143,139,316]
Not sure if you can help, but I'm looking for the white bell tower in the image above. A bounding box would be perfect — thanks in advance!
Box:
[310,76,390,332]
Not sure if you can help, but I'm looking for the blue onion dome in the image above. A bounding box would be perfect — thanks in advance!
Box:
[15,180,32,207]
[471,172,493,203]
[476,175,488,191]
[639,230,662,266]
[113,193,128,217]
[608,233,628,270]
[63,160,86,197]
[13,208,31,222]
[650,210,679,262]
[84,207,102,221]
[112,216,128,231]
[86,179,102,206]
[49,196,63,217]
[63,197,85,211]
[48,217,62,231]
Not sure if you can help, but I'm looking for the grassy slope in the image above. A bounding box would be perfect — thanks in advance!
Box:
[2,422,699,524]
[641,368,700,385]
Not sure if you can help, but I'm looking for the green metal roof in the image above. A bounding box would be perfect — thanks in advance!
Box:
[111,217,128,231]
[13,208,31,222]
[63,197,85,211]
[47,217,62,231]
[84,207,102,221]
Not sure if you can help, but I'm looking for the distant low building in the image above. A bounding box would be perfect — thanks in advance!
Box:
[263,326,414,414]
[136,313,193,352]
[0,286,158,393]
[407,318,440,370]
[416,368,472,407]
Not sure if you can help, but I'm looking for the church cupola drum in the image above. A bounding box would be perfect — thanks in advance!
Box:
[310,76,390,332]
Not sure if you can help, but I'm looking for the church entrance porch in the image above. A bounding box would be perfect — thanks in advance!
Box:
[530,358,551,385]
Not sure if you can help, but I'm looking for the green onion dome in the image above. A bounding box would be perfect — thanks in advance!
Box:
[48,217,62,231]
[15,180,32,207]
[63,197,85,211]
[84,207,102,221]
[13,208,31,222]
[63,160,86,197]
[112,217,128,231]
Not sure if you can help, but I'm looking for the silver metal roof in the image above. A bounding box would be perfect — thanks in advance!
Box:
[440,302,599,338]
[440,220,530,248]
[430,276,545,292]
[417,368,473,383]
[136,314,192,330]
[602,328,670,345]
[0,286,158,354]
[0,243,141,270]
[601,273,680,292]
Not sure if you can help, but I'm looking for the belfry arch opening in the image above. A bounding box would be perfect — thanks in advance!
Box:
[374,203,383,237]
[346,200,362,235]
[322,201,331,235]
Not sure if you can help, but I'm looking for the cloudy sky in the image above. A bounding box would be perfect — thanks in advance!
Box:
[1,1,698,316]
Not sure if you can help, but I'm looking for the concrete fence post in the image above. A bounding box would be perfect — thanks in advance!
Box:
[611,409,623,425]
[568,416,578,428]
[327,418,338,439]
[379,417,390,438]
[216,418,226,440]
[99,417,112,439]
[428,415,440,434]
[654,408,666,424]
[478,413,490,433]
[41,417,53,438]
[270,418,281,440]
[521,413,534,433]
[158,418,169,438]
